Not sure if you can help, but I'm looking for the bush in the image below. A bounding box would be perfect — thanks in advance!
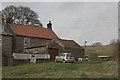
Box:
[89,53,100,61]
[80,73,88,78]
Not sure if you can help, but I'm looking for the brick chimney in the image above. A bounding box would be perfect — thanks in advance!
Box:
[47,21,52,30]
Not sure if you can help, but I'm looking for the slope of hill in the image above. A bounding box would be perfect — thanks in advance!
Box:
[83,44,118,61]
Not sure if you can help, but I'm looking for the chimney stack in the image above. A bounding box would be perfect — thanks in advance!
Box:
[47,21,52,30]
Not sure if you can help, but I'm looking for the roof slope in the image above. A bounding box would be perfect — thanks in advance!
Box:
[10,24,54,39]
[60,39,83,49]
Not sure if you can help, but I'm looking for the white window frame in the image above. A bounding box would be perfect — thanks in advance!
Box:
[24,37,30,45]
[33,48,38,53]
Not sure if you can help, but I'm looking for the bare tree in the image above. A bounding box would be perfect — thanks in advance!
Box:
[2,5,43,27]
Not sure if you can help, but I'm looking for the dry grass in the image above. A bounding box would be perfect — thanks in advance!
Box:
[2,61,118,78]
[84,44,118,61]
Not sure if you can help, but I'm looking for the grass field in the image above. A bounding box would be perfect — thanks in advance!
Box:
[2,44,119,78]
[2,61,118,78]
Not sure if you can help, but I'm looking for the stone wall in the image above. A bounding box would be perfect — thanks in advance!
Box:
[2,35,14,66]
[2,35,13,56]
[30,37,50,45]
[25,47,48,54]
[14,36,24,53]
[14,36,51,53]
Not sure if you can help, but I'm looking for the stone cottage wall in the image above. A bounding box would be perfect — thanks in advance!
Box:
[25,47,48,54]
[14,36,24,53]
[2,35,13,56]
[14,36,51,53]
[2,35,14,66]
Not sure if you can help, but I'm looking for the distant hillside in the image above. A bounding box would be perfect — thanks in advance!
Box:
[83,44,118,61]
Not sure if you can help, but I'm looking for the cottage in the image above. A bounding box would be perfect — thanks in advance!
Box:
[2,21,85,66]
[25,40,61,61]
[9,23,55,53]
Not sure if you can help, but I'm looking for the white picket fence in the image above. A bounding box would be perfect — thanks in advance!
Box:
[13,53,31,59]
[35,54,50,59]
[13,53,50,60]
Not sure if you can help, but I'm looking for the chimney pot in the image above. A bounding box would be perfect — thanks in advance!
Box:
[47,21,52,30]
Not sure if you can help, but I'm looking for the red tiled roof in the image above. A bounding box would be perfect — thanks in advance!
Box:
[60,39,83,49]
[10,24,54,39]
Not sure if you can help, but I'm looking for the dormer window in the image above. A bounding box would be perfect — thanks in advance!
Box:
[24,37,30,45]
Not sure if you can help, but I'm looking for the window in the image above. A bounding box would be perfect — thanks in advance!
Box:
[33,48,38,53]
[24,37,30,45]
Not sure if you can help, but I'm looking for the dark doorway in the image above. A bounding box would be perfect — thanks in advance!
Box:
[48,48,59,61]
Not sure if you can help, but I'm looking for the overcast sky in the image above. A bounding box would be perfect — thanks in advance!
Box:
[1,2,118,45]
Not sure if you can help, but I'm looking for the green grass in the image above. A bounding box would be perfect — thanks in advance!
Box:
[0,67,1,79]
[2,61,118,78]
[2,44,118,78]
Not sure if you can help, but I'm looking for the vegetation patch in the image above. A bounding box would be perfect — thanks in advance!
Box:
[2,61,118,78]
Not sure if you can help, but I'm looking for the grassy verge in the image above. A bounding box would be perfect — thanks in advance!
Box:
[2,61,118,78]
[0,67,2,79]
